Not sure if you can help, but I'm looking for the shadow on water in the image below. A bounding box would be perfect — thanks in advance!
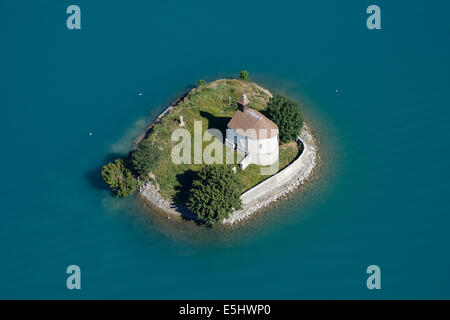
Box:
[85,152,126,192]
[199,111,231,139]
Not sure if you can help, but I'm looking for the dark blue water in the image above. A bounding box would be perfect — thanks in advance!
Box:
[1,0,449,299]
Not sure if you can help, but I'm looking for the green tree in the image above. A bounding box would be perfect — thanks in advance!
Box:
[239,70,250,82]
[101,158,139,197]
[266,94,304,143]
[187,166,243,224]
[199,79,205,86]
[131,139,161,177]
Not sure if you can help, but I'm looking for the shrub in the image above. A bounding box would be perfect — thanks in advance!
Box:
[199,79,205,86]
[266,94,304,143]
[101,158,139,197]
[131,139,161,177]
[239,70,250,82]
[187,166,243,224]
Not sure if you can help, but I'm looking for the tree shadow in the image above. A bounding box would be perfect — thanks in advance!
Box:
[173,169,198,205]
[172,169,207,224]
[199,111,231,140]
[259,108,271,118]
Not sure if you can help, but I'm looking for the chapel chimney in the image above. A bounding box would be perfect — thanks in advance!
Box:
[238,93,250,112]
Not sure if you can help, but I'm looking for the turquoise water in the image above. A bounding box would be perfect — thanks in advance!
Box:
[1,0,449,299]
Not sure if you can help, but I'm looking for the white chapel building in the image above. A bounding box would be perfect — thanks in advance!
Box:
[225,93,279,170]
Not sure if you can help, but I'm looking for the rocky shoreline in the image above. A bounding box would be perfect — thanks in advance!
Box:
[137,81,318,225]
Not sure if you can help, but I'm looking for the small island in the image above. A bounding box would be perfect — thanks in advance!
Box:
[102,71,318,225]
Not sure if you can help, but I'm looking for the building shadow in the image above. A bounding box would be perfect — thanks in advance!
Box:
[199,111,231,141]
